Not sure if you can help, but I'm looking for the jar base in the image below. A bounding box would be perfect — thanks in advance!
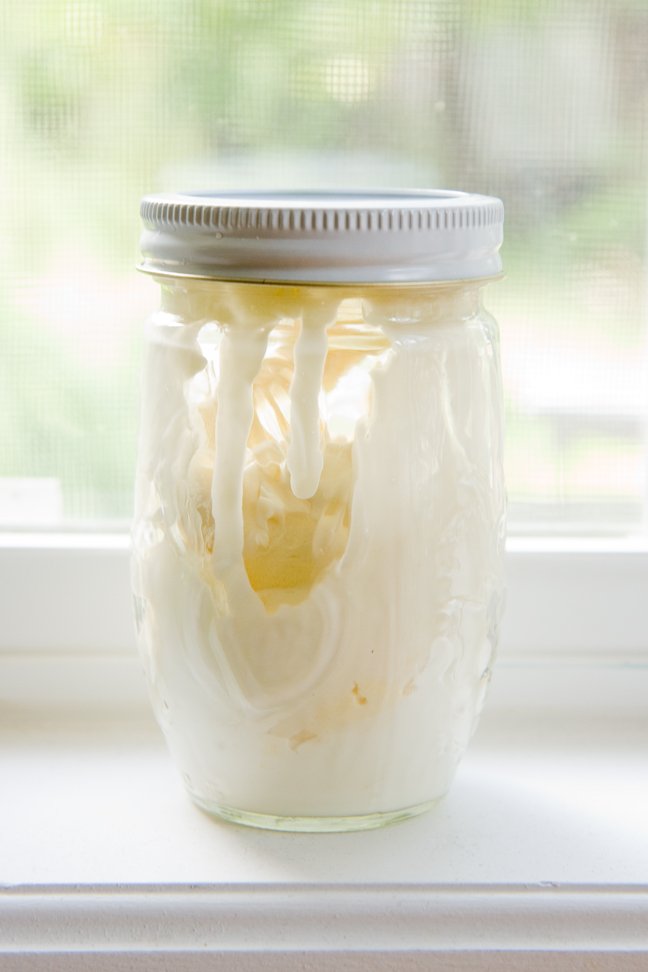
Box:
[190,794,440,832]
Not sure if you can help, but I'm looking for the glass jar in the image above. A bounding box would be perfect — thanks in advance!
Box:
[132,191,506,832]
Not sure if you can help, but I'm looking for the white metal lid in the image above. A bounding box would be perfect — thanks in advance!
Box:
[139,190,503,284]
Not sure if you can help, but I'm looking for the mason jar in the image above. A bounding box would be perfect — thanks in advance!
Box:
[132,190,506,832]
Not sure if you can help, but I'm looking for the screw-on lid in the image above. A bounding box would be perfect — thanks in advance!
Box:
[139,190,503,284]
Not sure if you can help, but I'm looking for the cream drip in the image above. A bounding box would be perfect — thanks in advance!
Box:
[286,309,332,500]
[211,324,270,573]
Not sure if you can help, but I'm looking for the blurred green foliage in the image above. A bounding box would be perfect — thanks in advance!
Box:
[1,0,647,530]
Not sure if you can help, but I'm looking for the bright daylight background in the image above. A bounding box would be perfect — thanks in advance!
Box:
[1,0,647,536]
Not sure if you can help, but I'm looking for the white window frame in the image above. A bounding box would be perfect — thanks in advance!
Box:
[1,530,646,718]
[1,533,647,967]
[1,533,646,675]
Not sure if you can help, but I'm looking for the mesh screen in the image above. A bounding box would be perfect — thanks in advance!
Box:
[1,0,647,532]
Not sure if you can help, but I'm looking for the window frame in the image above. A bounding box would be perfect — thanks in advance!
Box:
[1,534,646,681]
[2,534,647,966]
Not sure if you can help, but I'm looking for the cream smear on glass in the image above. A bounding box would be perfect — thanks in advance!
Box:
[131,279,505,823]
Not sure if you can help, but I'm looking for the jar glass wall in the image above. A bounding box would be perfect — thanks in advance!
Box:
[131,276,506,831]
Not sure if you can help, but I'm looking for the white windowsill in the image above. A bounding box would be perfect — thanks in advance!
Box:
[2,662,648,968]
[1,535,647,967]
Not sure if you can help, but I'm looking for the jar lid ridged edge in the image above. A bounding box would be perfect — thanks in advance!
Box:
[139,189,504,284]
[140,191,503,235]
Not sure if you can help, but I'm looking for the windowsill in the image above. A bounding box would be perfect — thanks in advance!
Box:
[2,659,647,967]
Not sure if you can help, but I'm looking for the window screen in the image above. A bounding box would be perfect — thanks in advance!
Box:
[2,0,647,534]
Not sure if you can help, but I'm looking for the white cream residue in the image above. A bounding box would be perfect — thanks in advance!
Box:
[211,324,270,573]
[286,308,332,500]
[132,281,506,819]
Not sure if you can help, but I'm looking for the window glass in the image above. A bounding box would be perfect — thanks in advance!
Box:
[2,0,646,534]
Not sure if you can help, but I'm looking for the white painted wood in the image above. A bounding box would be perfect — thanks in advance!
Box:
[2,667,647,888]
[1,534,647,966]
[503,539,648,656]
[4,953,648,972]
[2,952,648,972]
[0,533,133,654]
[0,535,647,664]
[1,884,647,967]
[1,644,646,724]
[1,664,647,966]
